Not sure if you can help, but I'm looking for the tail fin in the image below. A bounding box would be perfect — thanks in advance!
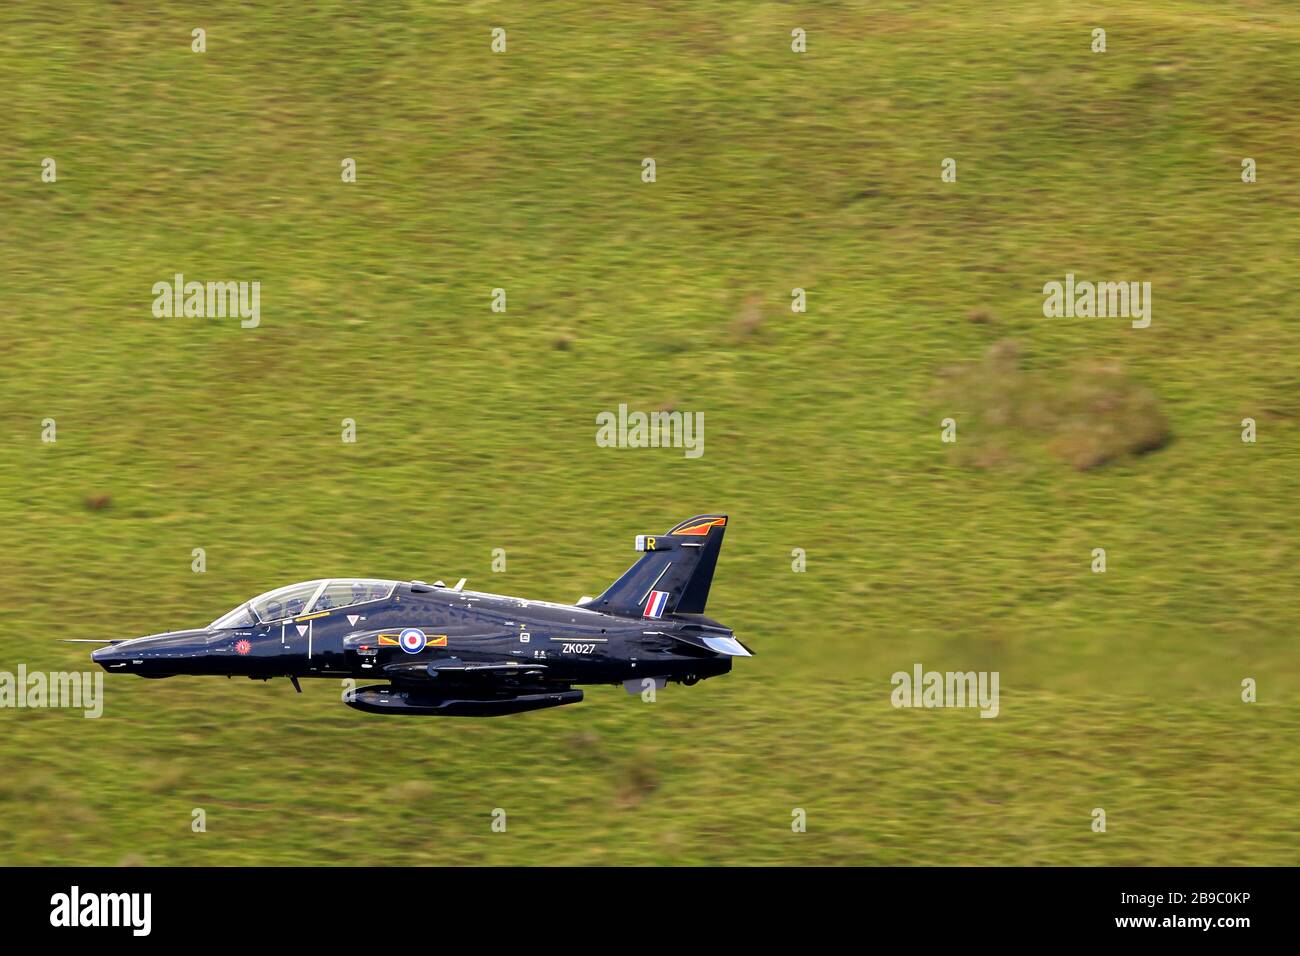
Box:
[591,515,728,618]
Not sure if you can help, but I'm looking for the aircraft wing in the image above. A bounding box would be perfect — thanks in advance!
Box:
[382,657,549,680]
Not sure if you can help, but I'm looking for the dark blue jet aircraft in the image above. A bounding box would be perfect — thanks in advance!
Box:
[83,515,750,715]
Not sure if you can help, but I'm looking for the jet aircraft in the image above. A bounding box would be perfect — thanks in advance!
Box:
[81,514,750,715]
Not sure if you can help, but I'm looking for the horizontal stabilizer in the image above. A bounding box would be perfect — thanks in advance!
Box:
[699,635,751,657]
[667,630,753,657]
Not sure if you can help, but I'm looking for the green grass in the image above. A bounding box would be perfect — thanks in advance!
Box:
[0,0,1297,865]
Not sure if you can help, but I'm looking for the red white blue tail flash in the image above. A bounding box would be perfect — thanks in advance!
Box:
[644,590,669,618]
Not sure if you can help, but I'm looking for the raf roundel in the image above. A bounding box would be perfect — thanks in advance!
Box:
[398,628,427,654]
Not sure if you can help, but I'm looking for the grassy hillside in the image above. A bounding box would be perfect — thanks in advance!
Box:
[0,0,1297,865]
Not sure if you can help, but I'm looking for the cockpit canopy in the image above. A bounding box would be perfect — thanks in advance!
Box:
[210,579,398,629]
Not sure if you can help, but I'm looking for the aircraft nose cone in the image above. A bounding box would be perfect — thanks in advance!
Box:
[93,629,211,670]
[92,641,136,672]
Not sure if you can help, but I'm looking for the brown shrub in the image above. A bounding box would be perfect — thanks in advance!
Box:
[731,295,765,340]
[935,341,1171,471]
[614,748,661,808]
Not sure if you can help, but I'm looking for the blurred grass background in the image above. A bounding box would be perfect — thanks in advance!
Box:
[0,0,1297,864]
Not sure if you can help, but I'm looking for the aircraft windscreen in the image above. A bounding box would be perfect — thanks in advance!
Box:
[210,603,256,629]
